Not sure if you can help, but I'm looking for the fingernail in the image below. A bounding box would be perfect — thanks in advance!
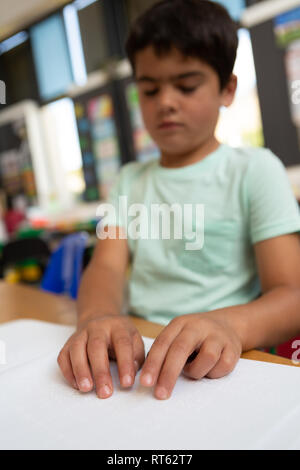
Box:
[122,374,133,387]
[155,386,169,400]
[79,378,91,391]
[141,373,153,386]
[99,385,111,399]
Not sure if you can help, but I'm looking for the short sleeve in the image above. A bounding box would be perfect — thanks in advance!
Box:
[98,167,127,229]
[246,150,300,244]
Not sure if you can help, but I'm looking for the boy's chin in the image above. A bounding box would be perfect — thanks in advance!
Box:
[158,143,200,158]
[156,135,218,158]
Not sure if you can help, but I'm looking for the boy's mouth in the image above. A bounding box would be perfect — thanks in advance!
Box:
[158,121,184,130]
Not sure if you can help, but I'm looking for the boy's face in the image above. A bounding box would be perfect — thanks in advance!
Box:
[135,46,237,158]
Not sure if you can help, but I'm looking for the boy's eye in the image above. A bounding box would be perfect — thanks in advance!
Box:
[142,85,198,97]
[177,86,197,94]
[143,89,159,96]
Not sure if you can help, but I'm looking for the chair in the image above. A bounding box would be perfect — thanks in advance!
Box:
[41,232,89,299]
[0,237,51,281]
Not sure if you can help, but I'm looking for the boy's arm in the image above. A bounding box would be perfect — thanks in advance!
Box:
[222,232,300,351]
[77,226,130,323]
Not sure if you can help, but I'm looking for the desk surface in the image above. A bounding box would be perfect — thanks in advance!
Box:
[0,281,295,367]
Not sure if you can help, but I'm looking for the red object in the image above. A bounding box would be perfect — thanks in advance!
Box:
[4,209,26,235]
[276,337,300,360]
[265,336,300,361]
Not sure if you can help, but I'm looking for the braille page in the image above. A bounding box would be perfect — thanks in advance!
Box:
[1,319,300,450]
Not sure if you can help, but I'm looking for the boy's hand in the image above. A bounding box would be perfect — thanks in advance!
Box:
[139,313,242,400]
[57,314,145,399]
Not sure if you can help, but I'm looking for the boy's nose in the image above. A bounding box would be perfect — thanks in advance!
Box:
[157,88,178,113]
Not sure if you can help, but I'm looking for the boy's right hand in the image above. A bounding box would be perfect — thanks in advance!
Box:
[57,314,145,399]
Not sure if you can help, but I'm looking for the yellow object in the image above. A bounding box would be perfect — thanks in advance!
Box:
[21,265,41,282]
[5,269,21,284]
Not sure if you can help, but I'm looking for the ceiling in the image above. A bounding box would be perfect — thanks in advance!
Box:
[0,0,71,41]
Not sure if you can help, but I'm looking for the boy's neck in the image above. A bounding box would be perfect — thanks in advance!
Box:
[159,137,221,169]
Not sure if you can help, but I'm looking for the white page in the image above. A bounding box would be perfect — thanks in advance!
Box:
[1,319,300,450]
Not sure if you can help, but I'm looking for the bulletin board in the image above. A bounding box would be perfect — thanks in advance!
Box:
[274,7,300,127]
[249,17,300,166]
[0,118,37,206]
[73,85,122,202]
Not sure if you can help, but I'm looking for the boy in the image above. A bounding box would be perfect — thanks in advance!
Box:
[58,0,300,401]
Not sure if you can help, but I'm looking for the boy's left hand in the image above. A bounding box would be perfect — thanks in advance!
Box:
[139,312,242,399]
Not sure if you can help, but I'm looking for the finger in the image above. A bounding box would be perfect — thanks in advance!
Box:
[57,348,78,390]
[183,338,223,380]
[206,345,239,379]
[112,328,136,388]
[132,331,145,373]
[87,333,113,399]
[139,319,183,389]
[153,330,199,400]
[69,333,94,393]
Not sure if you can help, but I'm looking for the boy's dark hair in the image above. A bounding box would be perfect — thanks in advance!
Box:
[125,0,238,90]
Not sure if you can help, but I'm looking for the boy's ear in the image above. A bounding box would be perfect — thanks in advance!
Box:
[220,74,238,107]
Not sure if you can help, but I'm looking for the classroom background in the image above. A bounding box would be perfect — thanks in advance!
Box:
[0,0,300,355]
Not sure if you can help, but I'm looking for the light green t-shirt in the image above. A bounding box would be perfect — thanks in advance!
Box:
[100,144,300,325]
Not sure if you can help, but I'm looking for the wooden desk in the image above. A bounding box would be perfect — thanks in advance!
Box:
[0,281,296,367]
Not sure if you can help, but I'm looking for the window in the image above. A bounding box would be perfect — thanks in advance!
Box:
[216,28,264,147]
[0,32,39,105]
[31,14,73,101]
